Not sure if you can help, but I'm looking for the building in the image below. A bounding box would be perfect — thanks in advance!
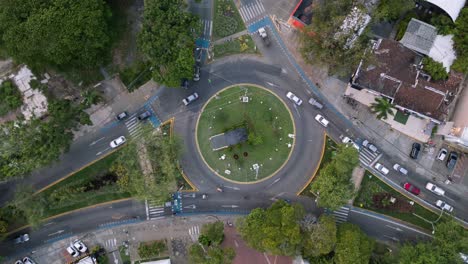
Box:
[347,38,463,142]
[418,0,466,22]
[288,0,314,29]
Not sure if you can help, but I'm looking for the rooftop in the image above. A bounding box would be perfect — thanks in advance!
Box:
[400,18,437,55]
[425,0,466,21]
[352,39,463,122]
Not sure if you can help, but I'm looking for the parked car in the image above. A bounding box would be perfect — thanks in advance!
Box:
[22,257,36,264]
[410,142,421,159]
[435,200,453,212]
[286,92,303,106]
[15,260,24,264]
[110,136,126,148]
[314,114,329,127]
[393,164,408,175]
[66,245,80,257]
[73,240,88,253]
[437,148,447,161]
[403,182,420,195]
[181,78,189,89]
[308,97,323,109]
[425,182,445,196]
[193,66,200,81]
[374,163,389,175]
[342,136,359,150]
[182,92,199,106]
[14,234,30,244]
[362,140,378,153]
[446,151,458,170]
[202,194,208,199]
[116,111,128,121]
[138,110,152,120]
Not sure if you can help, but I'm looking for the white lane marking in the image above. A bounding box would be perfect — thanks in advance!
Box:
[90,137,105,146]
[224,186,240,190]
[48,230,64,236]
[221,205,239,208]
[267,178,281,188]
[385,225,403,232]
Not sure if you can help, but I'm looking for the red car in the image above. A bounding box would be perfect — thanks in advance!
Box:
[404,182,420,195]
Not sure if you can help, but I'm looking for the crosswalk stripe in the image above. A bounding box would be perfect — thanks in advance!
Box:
[257,0,265,12]
[333,211,349,216]
[245,6,253,20]
[239,7,247,21]
[150,216,165,220]
[253,4,261,15]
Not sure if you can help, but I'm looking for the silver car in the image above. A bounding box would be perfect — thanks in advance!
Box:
[393,164,408,175]
[182,93,199,106]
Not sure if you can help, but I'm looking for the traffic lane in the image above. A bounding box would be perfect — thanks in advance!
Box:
[348,207,432,243]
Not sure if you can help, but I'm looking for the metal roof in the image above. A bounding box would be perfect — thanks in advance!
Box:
[425,0,466,21]
[400,18,436,55]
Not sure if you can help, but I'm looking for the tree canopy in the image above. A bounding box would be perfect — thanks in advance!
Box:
[199,221,225,247]
[453,8,468,74]
[373,0,414,22]
[302,215,337,259]
[138,0,200,87]
[188,244,235,264]
[0,0,111,70]
[310,145,359,210]
[237,200,305,256]
[422,57,448,81]
[334,223,375,264]
[370,97,396,120]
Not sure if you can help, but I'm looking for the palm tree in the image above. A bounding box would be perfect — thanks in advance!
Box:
[370,97,395,120]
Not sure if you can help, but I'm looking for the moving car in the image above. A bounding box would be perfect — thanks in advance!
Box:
[437,148,447,161]
[362,140,378,153]
[181,78,189,89]
[116,111,128,121]
[182,93,199,106]
[308,97,323,109]
[446,151,458,170]
[110,136,126,148]
[14,234,30,244]
[66,245,80,257]
[258,27,271,46]
[342,136,359,150]
[410,142,421,159]
[15,260,24,264]
[73,239,88,253]
[202,194,208,199]
[374,163,389,175]
[425,182,445,196]
[314,114,329,127]
[193,66,200,81]
[138,110,152,120]
[435,200,453,212]
[22,257,36,264]
[393,164,408,175]
[286,92,303,106]
[403,182,420,195]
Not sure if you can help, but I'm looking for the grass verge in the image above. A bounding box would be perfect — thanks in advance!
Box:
[213,0,246,40]
[300,136,338,197]
[119,245,131,264]
[354,171,447,230]
[213,35,258,59]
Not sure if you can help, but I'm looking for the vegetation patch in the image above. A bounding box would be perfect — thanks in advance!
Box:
[213,0,246,40]
[0,80,22,116]
[213,35,258,59]
[119,61,153,92]
[300,136,338,197]
[393,110,409,125]
[138,240,168,260]
[197,85,294,182]
[119,245,131,264]
[354,171,447,230]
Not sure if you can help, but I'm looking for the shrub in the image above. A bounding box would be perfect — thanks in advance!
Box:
[422,57,448,80]
[138,240,167,259]
[0,80,23,116]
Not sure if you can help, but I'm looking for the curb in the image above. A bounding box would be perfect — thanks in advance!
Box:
[296,133,327,195]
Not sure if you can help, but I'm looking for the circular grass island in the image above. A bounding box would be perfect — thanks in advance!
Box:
[196,85,295,183]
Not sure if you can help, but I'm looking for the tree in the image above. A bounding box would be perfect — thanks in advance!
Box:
[302,215,337,259]
[11,185,46,227]
[138,240,167,259]
[0,80,23,116]
[199,221,225,246]
[188,244,235,264]
[0,0,111,70]
[373,0,414,22]
[0,220,7,233]
[138,0,200,87]
[422,57,448,80]
[334,223,374,264]
[237,200,304,256]
[399,220,468,264]
[453,8,468,73]
[300,0,372,76]
[370,97,395,120]
[310,146,359,210]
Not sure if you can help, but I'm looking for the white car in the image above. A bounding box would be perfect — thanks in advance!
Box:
[23,257,36,264]
[67,245,80,257]
[182,92,199,106]
[393,164,408,175]
[437,148,447,161]
[374,163,389,175]
[286,92,303,106]
[73,239,87,253]
[314,114,329,127]
[15,260,24,264]
[342,137,359,150]
[425,182,445,196]
[435,200,453,212]
[110,136,126,148]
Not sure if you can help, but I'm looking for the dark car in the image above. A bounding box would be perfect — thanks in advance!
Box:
[138,111,152,120]
[403,182,421,195]
[181,79,189,89]
[410,143,421,159]
[14,234,30,244]
[116,111,128,121]
[446,151,458,170]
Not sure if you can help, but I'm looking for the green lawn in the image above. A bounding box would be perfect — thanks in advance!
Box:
[213,35,258,59]
[213,0,246,40]
[354,171,447,230]
[197,85,294,182]
[38,151,130,218]
[393,110,409,125]
[300,136,338,196]
[119,246,131,264]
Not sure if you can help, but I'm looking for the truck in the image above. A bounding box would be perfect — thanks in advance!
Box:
[258,27,271,46]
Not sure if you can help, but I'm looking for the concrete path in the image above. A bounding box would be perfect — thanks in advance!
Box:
[213,30,249,45]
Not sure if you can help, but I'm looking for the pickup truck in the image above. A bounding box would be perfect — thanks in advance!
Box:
[258,27,271,46]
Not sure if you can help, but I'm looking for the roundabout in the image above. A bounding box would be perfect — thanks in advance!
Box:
[196,84,295,183]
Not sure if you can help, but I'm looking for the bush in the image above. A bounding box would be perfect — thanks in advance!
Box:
[138,240,167,259]
[422,57,448,80]
[119,61,152,92]
[0,80,23,116]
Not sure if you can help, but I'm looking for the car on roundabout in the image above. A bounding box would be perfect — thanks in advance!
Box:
[183,93,199,106]
[286,92,303,106]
